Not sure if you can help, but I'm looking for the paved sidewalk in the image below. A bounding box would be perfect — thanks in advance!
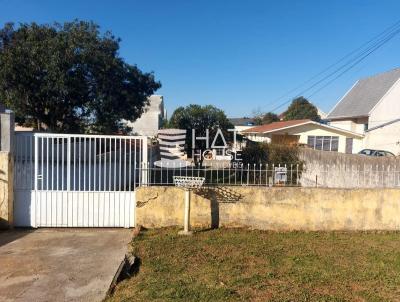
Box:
[0,229,132,302]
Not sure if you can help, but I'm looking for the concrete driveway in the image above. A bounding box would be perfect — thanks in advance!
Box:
[0,229,133,302]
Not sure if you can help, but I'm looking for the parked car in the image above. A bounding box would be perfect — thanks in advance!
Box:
[358,149,395,157]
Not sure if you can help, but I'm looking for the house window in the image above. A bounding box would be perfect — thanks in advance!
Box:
[307,136,339,151]
[331,137,339,151]
[364,123,368,131]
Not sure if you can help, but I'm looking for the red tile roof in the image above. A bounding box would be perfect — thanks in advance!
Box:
[242,119,311,133]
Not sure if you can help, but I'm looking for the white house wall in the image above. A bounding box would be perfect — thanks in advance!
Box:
[362,80,400,154]
[125,95,164,137]
[329,117,367,135]
[369,79,400,129]
[247,124,363,153]
[282,124,362,153]
[363,121,400,155]
[329,120,354,132]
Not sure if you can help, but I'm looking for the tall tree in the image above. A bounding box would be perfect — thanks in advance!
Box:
[283,97,320,121]
[0,20,161,133]
[261,112,279,124]
[168,104,234,156]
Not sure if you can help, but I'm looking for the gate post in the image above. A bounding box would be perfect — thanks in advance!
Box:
[0,152,14,229]
[0,112,15,229]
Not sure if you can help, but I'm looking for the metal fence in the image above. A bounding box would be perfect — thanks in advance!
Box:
[139,162,302,187]
[139,161,400,188]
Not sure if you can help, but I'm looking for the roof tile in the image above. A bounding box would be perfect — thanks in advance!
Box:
[243,119,310,133]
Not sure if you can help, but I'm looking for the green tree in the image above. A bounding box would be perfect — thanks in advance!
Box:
[283,97,320,121]
[168,104,234,157]
[0,20,161,133]
[242,142,301,165]
[261,112,279,124]
[253,111,279,125]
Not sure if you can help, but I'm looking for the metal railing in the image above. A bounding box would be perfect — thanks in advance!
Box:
[14,132,149,192]
[139,162,302,187]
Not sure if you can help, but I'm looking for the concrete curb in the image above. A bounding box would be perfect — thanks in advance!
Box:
[106,226,142,297]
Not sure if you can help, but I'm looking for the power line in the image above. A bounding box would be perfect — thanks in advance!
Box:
[306,28,400,99]
[263,19,400,110]
[269,25,400,112]
[262,18,400,113]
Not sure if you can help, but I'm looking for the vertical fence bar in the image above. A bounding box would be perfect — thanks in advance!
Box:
[83,137,86,191]
[133,139,136,189]
[88,138,91,191]
[61,138,65,190]
[78,138,82,192]
[142,137,148,186]
[94,138,97,191]
[33,135,39,228]
[46,137,49,191]
[247,164,249,186]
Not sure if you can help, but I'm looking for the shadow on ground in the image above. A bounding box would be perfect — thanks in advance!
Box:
[196,186,243,229]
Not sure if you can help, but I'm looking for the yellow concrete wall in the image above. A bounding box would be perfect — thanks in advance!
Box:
[0,152,13,228]
[136,186,400,231]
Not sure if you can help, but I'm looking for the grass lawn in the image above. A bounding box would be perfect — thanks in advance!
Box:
[106,228,400,302]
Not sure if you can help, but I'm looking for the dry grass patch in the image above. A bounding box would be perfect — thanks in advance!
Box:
[106,228,400,302]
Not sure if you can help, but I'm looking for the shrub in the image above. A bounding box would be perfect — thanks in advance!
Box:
[241,142,301,165]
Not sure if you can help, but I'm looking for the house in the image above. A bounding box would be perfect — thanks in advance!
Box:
[242,119,363,153]
[229,117,256,133]
[125,95,165,137]
[327,68,400,155]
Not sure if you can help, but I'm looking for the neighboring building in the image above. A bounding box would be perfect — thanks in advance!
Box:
[317,107,327,120]
[242,119,363,153]
[327,68,400,155]
[125,95,165,137]
[229,117,256,133]
[15,125,34,132]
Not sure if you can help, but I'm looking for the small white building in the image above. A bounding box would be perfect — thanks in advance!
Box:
[229,117,257,133]
[125,95,165,137]
[242,119,363,153]
[327,68,400,155]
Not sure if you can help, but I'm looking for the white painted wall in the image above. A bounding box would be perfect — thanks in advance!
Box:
[369,79,400,128]
[363,79,400,154]
[363,122,400,155]
[329,118,367,134]
[125,95,164,137]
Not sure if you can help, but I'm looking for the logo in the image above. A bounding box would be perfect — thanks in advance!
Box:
[155,128,242,168]
[191,128,242,163]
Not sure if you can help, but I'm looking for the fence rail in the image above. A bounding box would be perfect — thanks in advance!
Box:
[140,162,400,188]
[140,162,302,187]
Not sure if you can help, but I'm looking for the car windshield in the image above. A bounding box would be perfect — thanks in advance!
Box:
[360,149,374,155]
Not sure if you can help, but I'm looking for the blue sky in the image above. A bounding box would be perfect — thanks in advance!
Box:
[1,0,400,118]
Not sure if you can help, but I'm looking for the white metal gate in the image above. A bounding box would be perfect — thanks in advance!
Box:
[14,133,147,228]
